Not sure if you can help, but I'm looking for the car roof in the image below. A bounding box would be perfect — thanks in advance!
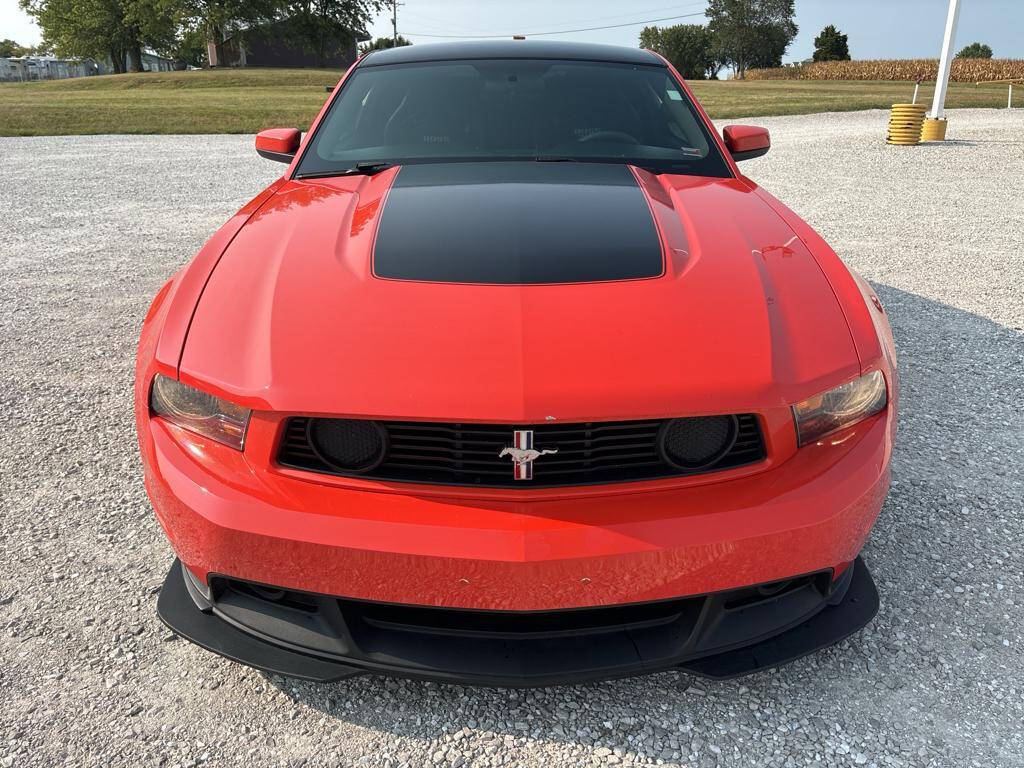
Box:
[359,40,664,67]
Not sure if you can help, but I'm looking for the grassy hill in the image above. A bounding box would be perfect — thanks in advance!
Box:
[0,67,1018,136]
[0,69,340,136]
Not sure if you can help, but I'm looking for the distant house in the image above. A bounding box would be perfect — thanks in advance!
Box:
[102,51,176,73]
[140,52,176,72]
[209,17,369,68]
[0,56,97,82]
[0,52,174,81]
[86,50,177,75]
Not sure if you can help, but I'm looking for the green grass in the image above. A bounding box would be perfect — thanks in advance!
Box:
[688,78,1023,118]
[0,68,1020,136]
[0,68,341,136]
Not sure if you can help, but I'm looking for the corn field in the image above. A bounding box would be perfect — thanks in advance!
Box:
[745,59,1024,82]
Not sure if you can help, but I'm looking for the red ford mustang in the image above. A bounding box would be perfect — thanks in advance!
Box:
[138,41,898,686]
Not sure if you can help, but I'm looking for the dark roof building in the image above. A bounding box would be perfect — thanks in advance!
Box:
[211,17,369,68]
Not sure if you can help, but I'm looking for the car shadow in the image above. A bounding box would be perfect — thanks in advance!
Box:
[263,282,1022,764]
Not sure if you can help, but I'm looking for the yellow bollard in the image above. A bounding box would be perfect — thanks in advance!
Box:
[921,118,948,141]
[886,103,927,145]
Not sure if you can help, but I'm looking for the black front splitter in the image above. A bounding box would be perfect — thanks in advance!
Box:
[157,562,364,683]
[157,558,879,686]
[678,558,879,678]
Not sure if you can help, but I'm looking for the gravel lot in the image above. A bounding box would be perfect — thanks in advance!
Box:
[1,108,1022,768]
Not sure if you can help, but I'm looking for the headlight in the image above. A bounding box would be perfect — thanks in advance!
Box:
[150,375,251,450]
[793,370,887,446]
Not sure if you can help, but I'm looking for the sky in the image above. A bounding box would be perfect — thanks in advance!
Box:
[2,0,1022,62]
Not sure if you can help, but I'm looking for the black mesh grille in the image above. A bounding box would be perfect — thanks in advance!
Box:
[308,419,385,471]
[662,416,736,469]
[277,415,765,488]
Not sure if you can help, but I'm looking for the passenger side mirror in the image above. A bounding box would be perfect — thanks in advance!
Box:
[723,125,770,162]
[255,128,301,163]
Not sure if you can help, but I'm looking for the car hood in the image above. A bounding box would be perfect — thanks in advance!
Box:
[179,162,859,420]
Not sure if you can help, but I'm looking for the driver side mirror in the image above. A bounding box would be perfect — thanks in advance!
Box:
[723,125,770,162]
[255,128,301,163]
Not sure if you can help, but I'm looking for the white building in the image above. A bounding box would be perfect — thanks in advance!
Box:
[0,56,95,82]
[0,52,173,82]
[140,52,175,72]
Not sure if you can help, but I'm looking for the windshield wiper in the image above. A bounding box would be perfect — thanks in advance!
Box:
[350,161,394,175]
[533,156,683,175]
[295,161,394,179]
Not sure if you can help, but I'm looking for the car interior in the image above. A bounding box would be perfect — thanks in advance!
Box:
[307,59,715,166]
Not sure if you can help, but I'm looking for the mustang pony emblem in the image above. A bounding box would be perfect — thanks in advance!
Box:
[499,430,557,480]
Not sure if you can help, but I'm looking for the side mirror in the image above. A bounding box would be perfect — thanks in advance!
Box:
[723,125,770,162]
[255,128,301,163]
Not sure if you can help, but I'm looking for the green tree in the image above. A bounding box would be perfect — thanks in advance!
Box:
[167,23,208,66]
[705,0,797,79]
[812,24,849,62]
[21,0,176,72]
[358,34,410,54]
[639,24,717,79]
[0,39,35,57]
[128,0,179,62]
[955,41,993,59]
[287,0,382,66]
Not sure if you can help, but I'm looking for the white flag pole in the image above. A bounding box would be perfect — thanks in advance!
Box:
[930,0,962,120]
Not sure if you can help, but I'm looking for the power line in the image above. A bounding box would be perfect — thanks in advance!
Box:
[541,1,707,27]
[401,9,480,34]
[400,11,708,40]
[396,2,708,38]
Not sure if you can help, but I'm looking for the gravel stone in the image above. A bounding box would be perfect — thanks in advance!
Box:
[1,108,1022,767]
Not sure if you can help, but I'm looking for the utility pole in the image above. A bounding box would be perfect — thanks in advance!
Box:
[930,0,962,120]
[391,0,400,46]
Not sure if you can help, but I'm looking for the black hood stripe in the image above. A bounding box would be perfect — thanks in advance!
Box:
[372,162,664,285]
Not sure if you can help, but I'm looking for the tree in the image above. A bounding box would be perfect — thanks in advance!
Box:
[127,0,180,64]
[286,1,382,66]
[359,34,410,54]
[20,0,176,72]
[0,39,35,57]
[22,0,127,71]
[705,0,797,79]
[812,24,849,62]
[167,24,208,66]
[955,42,993,59]
[639,24,718,80]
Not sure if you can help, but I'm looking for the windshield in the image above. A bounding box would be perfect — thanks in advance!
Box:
[297,58,731,178]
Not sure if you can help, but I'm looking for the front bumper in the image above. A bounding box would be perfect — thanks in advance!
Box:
[158,555,878,685]
[142,411,891,612]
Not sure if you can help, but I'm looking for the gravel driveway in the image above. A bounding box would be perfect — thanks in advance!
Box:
[1,109,1022,768]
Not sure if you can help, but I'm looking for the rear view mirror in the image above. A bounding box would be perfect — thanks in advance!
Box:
[255,128,301,163]
[723,125,770,162]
